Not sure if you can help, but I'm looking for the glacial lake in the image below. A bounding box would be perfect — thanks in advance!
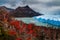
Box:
[15,17,58,28]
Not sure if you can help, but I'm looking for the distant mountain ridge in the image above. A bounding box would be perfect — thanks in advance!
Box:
[0,5,42,17]
[0,6,14,12]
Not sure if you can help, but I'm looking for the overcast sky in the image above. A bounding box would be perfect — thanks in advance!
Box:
[0,0,60,15]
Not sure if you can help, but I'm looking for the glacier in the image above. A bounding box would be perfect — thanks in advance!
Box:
[34,15,60,27]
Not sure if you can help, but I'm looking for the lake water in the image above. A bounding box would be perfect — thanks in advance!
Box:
[15,17,57,28]
[15,17,48,26]
[15,15,60,29]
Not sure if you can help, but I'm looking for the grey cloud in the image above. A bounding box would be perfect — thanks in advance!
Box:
[0,0,21,7]
[0,0,60,7]
[46,1,60,7]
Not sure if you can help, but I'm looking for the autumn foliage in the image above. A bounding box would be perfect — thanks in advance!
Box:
[0,17,60,40]
[8,30,16,36]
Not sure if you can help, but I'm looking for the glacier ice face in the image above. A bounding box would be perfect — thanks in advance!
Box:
[34,15,60,26]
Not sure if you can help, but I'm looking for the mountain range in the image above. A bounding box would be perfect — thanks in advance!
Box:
[0,5,42,17]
